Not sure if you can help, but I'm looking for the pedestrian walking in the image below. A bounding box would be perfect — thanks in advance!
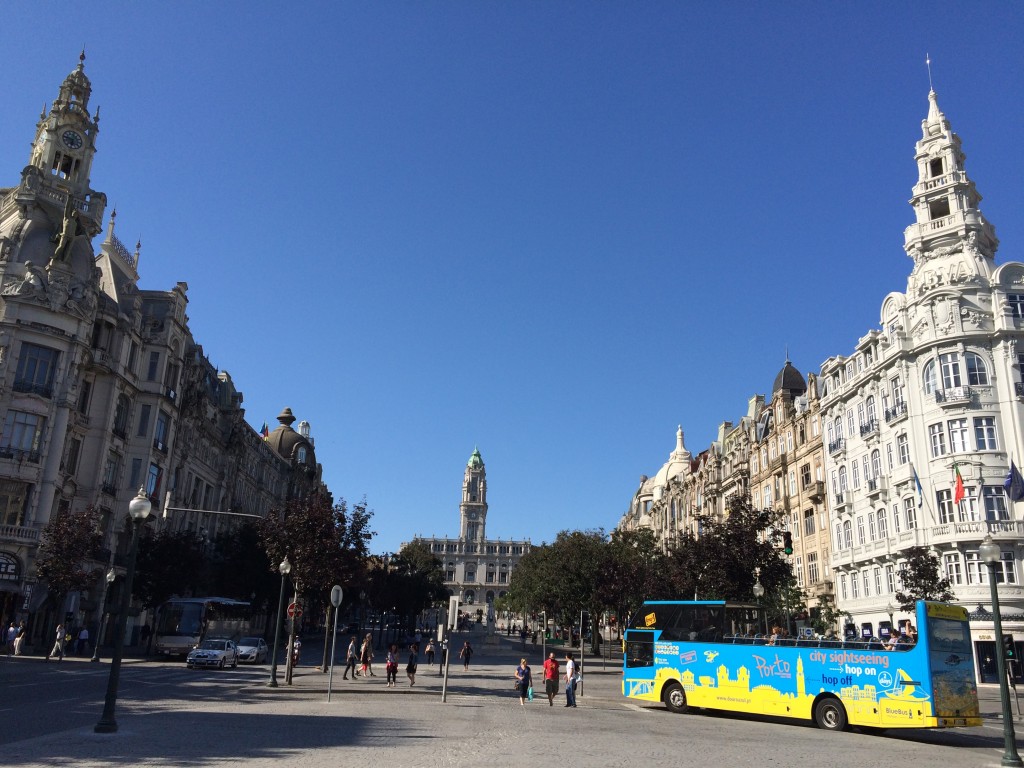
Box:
[515,657,533,706]
[13,621,26,656]
[385,643,399,687]
[564,652,577,708]
[543,651,559,706]
[5,622,16,656]
[360,633,375,677]
[424,639,435,666]
[406,643,418,686]
[77,626,90,656]
[46,623,65,662]
[459,640,473,670]
[343,635,358,680]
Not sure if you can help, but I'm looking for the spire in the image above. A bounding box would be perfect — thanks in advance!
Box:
[104,207,117,244]
[904,83,998,271]
[676,425,685,453]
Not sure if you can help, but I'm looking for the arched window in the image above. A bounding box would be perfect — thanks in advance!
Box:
[870,450,881,478]
[297,446,307,464]
[965,352,989,385]
[842,520,853,548]
[464,590,475,605]
[838,466,848,491]
[833,417,844,440]
[866,395,877,424]
[922,359,937,394]
[876,508,888,539]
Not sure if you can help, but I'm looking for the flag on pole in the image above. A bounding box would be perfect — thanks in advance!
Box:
[953,462,965,504]
[260,421,270,441]
[1006,460,1024,502]
[913,465,924,508]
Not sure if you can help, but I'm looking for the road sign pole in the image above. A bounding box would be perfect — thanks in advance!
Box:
[328,585,342,702]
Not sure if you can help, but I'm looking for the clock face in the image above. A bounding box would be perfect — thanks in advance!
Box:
[62,130,83,150]
[468,511,478,520]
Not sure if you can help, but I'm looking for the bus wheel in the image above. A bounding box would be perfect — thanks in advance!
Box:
[663,682,689,714]
[814,697,848,731]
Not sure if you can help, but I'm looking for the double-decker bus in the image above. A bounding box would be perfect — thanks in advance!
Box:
[154,597,254,657]
[622,599,979,732]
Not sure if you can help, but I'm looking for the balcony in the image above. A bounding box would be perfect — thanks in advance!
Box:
[101,483,117,497]
[935,386,972,406]
[866,476,888,500]
[0,447,41,464]
[884,401,908,423]
[828,438,846,456]
[12,379,53,399]
[0,524,40,545]
[833,493,850,512]
[1015,382,1024,400]
[112,426,127,440]
[153,439,168,454]
[859,420,879,439]
[164,387,178,405]
[807,480,825,502]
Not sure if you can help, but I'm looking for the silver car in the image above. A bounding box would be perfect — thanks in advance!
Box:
[236,636,268,664]
[186,639,238,669]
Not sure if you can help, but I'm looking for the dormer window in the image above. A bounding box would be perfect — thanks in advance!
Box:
[297,446,307,464]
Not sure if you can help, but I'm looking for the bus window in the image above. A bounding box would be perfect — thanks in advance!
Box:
[625,631,654,668]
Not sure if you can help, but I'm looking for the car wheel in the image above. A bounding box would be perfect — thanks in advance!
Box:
[662,681,689,714]
[219,658,225,669]
[232,654,238,669]
[814,697,848,731]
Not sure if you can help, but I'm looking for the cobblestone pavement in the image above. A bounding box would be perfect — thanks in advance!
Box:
[3,633,1015,767]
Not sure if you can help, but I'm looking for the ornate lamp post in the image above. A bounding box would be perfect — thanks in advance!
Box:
[90,568,116,662]
[268,556,291,688]
[94,488,152,733]
[980,534,1023,768]
[886,601,895,637]
[752,572,766,635]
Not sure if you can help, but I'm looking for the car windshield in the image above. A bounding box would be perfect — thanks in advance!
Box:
[199,641,226,650]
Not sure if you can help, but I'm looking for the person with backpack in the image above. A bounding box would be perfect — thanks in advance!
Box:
[343,636,358,680]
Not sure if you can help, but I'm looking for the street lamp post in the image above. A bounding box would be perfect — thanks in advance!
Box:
[752,573,766,635]
[268,556,291,688]
[94,488,152,733]
[981,535,1024,768]
[886,601,895,637]
[90,567,116,662]
[285,583,300,685]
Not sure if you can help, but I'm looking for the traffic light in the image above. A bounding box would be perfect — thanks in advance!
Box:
[783,531,793,555]
[1004,634,1016,661]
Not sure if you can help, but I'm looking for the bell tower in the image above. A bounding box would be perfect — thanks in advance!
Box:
[460,447,487,541]
[903,88,998,281]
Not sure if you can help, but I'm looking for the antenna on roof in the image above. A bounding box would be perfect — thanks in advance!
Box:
[926,53,934,92]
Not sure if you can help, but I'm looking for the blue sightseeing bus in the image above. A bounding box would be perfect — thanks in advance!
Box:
[622,599,979,732]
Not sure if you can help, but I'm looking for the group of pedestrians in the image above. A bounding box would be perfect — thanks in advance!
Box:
[341,633,422,687]
[515,650,580,708]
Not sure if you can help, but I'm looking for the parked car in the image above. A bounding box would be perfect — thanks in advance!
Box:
[186,639,238,669]
[236,636,268,664]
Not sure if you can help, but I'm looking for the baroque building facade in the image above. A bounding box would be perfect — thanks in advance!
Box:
[819,88,1024,682]
[409,448,530,607]
[0,58,323,646]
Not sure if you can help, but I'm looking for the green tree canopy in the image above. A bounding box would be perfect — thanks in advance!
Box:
[133,529,208,609]
[895,545,955,610]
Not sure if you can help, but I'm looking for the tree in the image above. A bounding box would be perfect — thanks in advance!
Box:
[210,522,276,610]
[258,494,375,623]
[374,541,449,629]
[133,530,209,610]
[810,594,851,636]
[666,495,793,603]
[35,506,103,621]
[597,528,665,642]
[895,546,955,610]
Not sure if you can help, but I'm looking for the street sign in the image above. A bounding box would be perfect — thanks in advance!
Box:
[287,602,303,619]
[330,585,343,608]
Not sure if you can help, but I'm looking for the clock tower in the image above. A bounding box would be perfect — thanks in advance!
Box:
[460,447,487,541]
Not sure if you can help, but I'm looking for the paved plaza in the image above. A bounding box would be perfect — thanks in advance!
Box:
[2,632,1018,767]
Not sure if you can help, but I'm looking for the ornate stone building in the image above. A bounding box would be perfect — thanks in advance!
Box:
[408,448,530,607]
[0,58,323,644]
[819,88,1023,680]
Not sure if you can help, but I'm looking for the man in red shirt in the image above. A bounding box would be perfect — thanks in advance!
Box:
[543,651,560,706]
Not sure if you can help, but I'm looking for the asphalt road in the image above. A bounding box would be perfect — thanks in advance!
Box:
[0,633,1016,767]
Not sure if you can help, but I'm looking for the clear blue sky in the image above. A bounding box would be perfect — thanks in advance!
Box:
[2,3,1022,553]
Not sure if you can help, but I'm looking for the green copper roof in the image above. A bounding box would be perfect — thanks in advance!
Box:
[468,446,483,467]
